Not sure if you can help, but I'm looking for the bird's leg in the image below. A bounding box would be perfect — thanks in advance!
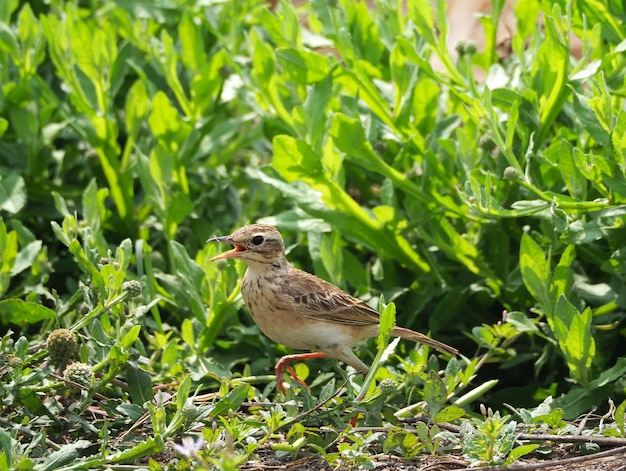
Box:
[349,414,360,427]
[275,352,329,392]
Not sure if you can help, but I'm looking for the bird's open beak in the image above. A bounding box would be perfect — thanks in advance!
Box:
[207,235,247,261]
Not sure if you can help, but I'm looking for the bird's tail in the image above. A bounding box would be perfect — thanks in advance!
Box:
[391,326,459,356]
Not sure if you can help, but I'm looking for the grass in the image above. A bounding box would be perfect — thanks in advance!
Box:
[1,0,626,468]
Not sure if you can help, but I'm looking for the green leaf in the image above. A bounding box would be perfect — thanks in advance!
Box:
[0,173,26,214]
[566,308,593,363]
[171,241,207,322]
[176,376,192,411]
[554,295,578,336]
[576,0,625,43]
[181,318,195,347]
[602,248,626,278]
[551,245,576,299]
[211,384,250,417]
[533,9,569,144]
[19,387,55,419]
[612,109,626,166]
[506,444,541,464]
[395,37,440,82]
[0,0,19,23]
[259,3,300,48]
[407,0,436,46]
[434,405,466,422]
[301,74,333,151]
[330,113,396,177]
[602,173,626,199]
[149,91,182,151]
[572,92,612,150]
[11,240,41,276]
[273,135,324,179]
[319,230,344,287]
[277,48,330,84]
[330,113,465,221]
[505,311,540,333]
[350,1,384,64]
[423,370,447,419]
[125,364,154,405]
[39,440,93,471]
[0,427,16,469]
[178,11,205,72]
[545,138,587,200]
[554,296,595,385]
[377,302,396,352]
[0,299,55,325]
[389,43,418,121]
[120,325,141,349]
[82,179,109,234]
[433,219,499,290]
[17,4,40,49]
[125,80,150,138]
[519,233,552,315]
[165,193,193,238]
[251,27,276,86]
[553,358,626,418]
[105,436,163,464]
[273,134,430,272]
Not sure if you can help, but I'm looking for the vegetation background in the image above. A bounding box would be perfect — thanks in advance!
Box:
[1,0,626,469]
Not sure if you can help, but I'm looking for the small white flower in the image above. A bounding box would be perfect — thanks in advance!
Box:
[173,436,205,458]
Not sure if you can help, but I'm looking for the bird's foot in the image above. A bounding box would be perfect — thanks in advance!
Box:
[274,352,330,392]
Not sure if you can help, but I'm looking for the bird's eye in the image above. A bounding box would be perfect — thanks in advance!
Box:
[252,235,264,245]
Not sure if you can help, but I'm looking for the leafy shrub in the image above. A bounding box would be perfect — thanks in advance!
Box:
[1,0,626,468]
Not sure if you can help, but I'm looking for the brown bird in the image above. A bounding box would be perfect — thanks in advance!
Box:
[208,224,458,391]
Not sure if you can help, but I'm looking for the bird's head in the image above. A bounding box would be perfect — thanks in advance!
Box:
[208,224,286,266]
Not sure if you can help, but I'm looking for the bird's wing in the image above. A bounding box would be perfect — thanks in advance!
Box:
[279,268,381,326]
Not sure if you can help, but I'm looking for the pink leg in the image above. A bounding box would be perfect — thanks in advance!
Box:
[275,352,329,392]
[349,413,360,427]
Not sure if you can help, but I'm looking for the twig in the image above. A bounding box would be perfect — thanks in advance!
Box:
[575,406,597,435]
[356,421,626,447]
[240,401,302,409]
[113,392,175,444]
[50,372,109,401]
[435,420,626,447]
[277,378,350,431]
[453,444,626,470]
[516,432,626,447]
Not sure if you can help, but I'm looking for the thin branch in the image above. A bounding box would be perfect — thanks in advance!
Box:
[455,445,626,471]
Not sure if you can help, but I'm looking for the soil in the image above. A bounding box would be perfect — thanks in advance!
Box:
[240,443,626,470]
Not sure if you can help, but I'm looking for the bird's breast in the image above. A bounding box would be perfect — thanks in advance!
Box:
[241,270,362,350]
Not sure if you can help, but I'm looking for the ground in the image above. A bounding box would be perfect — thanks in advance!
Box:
[241,444,626,470]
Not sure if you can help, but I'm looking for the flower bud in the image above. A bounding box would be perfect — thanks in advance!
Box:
[503,166,521,181]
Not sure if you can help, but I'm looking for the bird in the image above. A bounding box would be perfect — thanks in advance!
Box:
[208,224,458,391]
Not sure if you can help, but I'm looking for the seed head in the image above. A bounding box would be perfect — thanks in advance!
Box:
[46,329,79,364]
[64,362,94,387]
[380,378,397,398]
[123,280,143,298]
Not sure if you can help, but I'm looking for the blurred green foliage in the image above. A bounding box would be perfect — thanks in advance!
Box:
[1,0,626,467]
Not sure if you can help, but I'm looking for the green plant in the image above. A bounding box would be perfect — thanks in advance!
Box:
[1,0,626,468]
[459,405,539,466]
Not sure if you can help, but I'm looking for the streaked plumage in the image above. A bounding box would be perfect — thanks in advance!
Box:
[208,224,458,389]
